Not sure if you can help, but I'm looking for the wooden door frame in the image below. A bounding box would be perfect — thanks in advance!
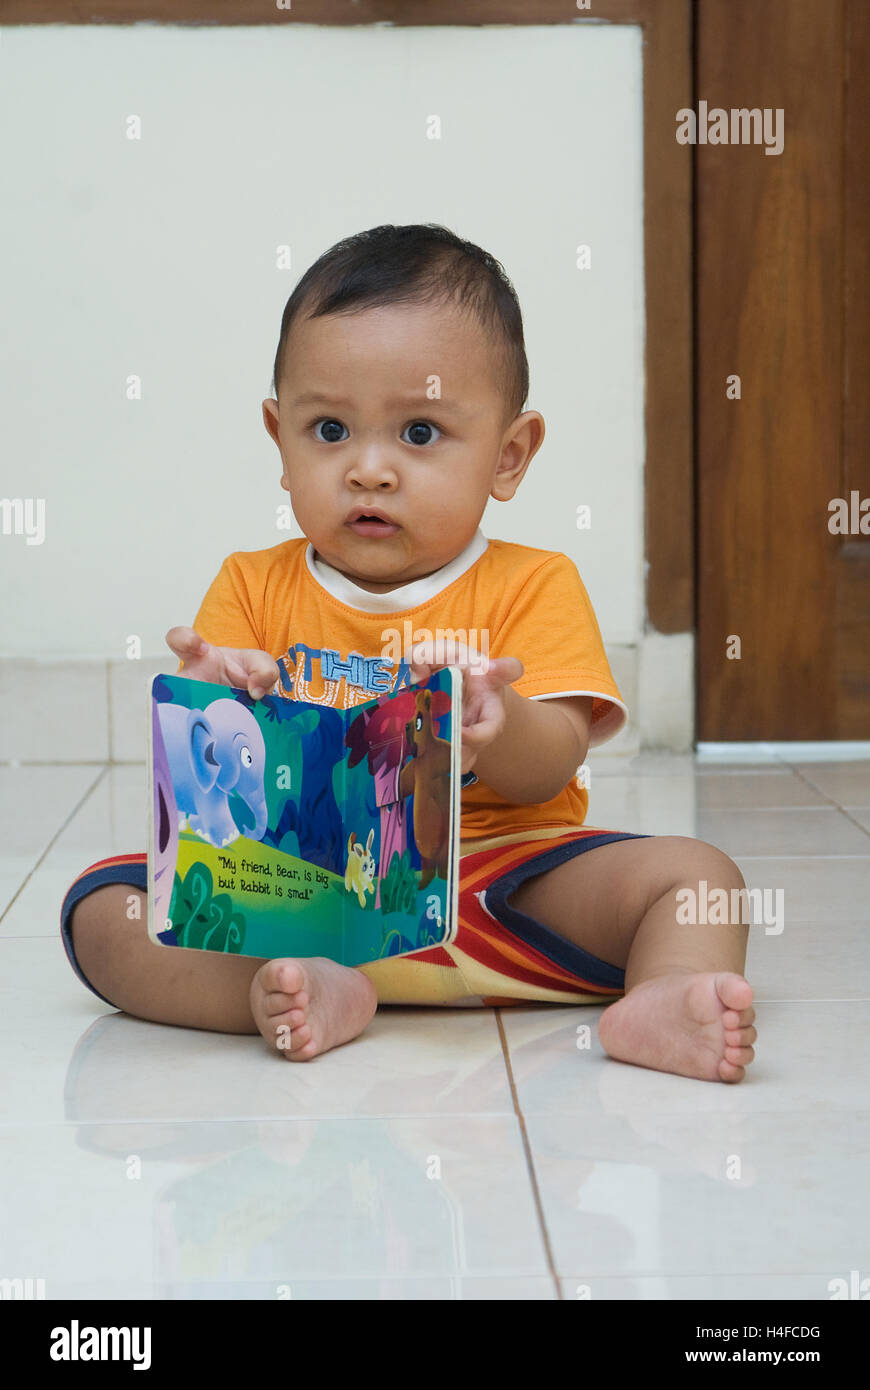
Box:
[4,0,695,641]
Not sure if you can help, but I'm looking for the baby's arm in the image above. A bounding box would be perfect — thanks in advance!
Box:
[471,689,591,805]
[408,636,591,806]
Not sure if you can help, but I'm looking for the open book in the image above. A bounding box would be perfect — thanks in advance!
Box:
[146,668,466,965]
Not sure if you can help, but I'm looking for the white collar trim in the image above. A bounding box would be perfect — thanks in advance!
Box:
[305,528,489,613]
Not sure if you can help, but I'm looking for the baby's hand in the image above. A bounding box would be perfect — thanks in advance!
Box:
[165,626,280,700]
[407,637,523,774]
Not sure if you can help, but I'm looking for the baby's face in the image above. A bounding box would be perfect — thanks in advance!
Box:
[262,300,543,592]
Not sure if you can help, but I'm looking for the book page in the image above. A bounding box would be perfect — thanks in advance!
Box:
[147,669,457,966]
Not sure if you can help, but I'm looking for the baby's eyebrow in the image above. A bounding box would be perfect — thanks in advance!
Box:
[290,390,474,417]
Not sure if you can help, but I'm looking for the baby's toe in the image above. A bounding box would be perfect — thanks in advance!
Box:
[280,1008,307,1030]
[719,1057,746,1082]
[284,1022,315,1057]
[727,1004,756,1028]
[275,1016,311,1053]
[725,1023,757,1046]
[272,961,306,995]
[262,989,299,1019]
[717,973,754,1014]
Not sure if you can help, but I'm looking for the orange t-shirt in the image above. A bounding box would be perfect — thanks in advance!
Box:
[186,528,627,845]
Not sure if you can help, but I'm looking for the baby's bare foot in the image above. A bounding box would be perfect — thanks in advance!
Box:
[597,971,756,1083]
[250,957,378,1061]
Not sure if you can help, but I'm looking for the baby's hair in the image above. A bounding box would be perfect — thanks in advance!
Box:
[270,223,529,426]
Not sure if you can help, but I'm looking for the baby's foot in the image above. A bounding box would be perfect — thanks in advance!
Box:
[597,971,756,1082]
[250,957,378,1061]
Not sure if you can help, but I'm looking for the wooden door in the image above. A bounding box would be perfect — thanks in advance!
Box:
[696,0,870,739]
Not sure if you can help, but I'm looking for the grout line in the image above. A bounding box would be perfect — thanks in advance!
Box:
[788,765,870,843]
[105,660,114,765]
[0,760,126,767]
[494,1008,562,1300]
[0,765,109,928]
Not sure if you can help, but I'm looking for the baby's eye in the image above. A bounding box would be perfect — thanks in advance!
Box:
[312,419,348,443]
[240,746,253,767]
[402,421,441,446]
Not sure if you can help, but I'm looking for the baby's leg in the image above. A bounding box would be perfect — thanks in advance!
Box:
[507,836,757,1082]
[68,884,377,1060]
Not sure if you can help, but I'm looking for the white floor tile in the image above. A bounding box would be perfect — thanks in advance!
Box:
[0,1115,548,1286]
[591,753,794,777]
[585,775,842,840]
[0,938,512,1123]
[747,920,870,1000]
[791,761,870,806]
[1,765,146,938]
[584,782,697,836]
[500,1000,870,1116]
[527,1108,870,1278]
[559,1273,856,1300]
[697,808,870,858]
[589,772,828,828]
[0,765,102,918]
[739,857,870,922]
[37,1276,557,1300]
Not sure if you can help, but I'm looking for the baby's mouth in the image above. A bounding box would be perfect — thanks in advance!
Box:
[346,514,400,536]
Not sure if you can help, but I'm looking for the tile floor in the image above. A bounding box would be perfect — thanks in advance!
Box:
[1,754,868,1300]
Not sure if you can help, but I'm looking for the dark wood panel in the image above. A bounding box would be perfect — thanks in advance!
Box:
[641,0,693,632]
[696,0,849,739]
[835,0,870,736]
[837,545,870,735]
[0,0,647,26]
[844,0,870,498]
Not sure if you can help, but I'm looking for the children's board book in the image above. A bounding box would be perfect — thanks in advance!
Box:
[146,668,466,966]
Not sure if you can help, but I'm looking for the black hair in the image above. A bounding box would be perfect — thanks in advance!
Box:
[270,223,529,425]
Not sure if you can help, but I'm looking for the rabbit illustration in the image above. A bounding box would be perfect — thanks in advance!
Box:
[344,828,376,908]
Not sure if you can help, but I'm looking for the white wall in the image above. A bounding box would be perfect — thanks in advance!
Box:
[0,21,665,754]
[0,21,643,652]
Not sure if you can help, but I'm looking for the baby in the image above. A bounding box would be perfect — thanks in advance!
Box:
[63,223,756,1083]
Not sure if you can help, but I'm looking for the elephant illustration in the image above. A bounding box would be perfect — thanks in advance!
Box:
[156,697,268,848]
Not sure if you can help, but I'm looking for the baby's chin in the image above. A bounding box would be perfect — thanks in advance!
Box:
[319,542,454,592]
